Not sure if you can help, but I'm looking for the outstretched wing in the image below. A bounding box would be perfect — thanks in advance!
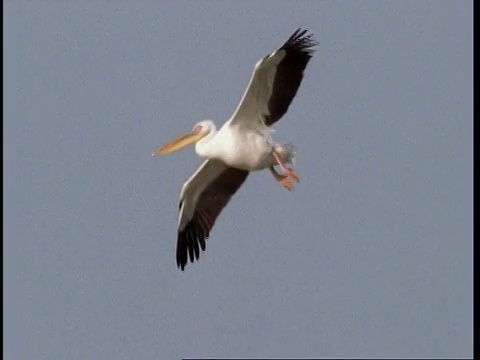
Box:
[176,159,249,271]
[227,28,317,129]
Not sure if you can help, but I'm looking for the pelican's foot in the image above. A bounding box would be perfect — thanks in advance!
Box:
[269,166,295,191]
[280,176,294,191]
[272,150,300,184]
[285,167,300,183]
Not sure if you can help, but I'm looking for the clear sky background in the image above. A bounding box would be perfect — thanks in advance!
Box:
[4,1,472,359]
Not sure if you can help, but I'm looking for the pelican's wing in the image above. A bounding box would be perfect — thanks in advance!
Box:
[176,159,249,270]
[227,28,317,129]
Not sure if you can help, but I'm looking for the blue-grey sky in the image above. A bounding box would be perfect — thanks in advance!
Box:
[5,1,472,359]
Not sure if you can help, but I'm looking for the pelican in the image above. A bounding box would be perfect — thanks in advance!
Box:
[153,29,317,271]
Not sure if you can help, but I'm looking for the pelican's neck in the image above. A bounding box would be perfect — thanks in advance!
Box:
[195,125,218,159]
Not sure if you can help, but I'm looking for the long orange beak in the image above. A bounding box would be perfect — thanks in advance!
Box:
[151,131,204,157]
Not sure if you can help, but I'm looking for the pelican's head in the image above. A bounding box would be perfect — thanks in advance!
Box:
[151,120,216,157]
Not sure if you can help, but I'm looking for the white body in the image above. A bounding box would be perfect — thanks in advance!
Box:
[195,121,295,171]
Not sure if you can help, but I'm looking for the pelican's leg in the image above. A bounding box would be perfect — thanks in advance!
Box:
[269,166,294,191]
[272,151,300,183]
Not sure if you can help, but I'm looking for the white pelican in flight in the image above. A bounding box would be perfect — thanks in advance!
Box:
[152,29,317,271]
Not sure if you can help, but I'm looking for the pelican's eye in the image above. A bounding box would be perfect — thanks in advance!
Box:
[193,125,203,134]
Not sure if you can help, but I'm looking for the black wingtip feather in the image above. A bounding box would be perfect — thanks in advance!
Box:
[176,210,213,271]
[281,28,317,55]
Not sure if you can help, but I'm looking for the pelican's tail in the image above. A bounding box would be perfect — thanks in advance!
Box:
[274,143,297,166]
